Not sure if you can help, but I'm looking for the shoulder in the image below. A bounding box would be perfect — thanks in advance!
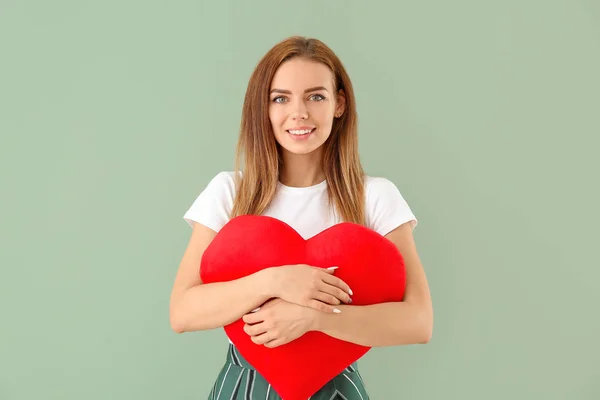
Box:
[365,175,401,196]
[364,175,418,236]
[364,175,409,208]
[182,170,241,232]
[204,170,240,195]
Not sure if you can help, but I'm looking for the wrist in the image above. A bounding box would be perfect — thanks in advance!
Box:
[312,304,350,333]
[255,267,280,299]
[309,308,327,333]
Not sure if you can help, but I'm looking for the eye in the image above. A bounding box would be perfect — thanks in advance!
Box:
[271,94,325,103]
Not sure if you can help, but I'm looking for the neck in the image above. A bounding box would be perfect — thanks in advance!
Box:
[279,150,325,188]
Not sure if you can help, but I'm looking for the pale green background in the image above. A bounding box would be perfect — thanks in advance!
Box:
[1,1,599,399]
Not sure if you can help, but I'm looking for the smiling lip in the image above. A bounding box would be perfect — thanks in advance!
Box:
[286,127,315,140]
[286,126,315,131]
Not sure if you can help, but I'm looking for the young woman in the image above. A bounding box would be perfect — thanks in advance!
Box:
[170,36,433,399]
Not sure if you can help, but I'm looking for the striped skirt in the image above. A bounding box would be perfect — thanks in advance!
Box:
[207,344,370,399]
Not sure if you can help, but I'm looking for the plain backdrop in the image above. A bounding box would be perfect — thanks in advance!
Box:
[1,1,599,399]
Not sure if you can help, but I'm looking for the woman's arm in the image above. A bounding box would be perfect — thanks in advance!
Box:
[169,222,275,333]
[169,222,351,333]
[313,222,433,347]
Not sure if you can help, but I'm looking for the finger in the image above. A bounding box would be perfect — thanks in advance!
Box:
[251,332,272,345]
[313,290,341,305]
[244,323,267,337]
[318,281,352,303]
[322,273,353,296]
[242,312,262,324]
[264,339,283,348]
[309,299,342,314]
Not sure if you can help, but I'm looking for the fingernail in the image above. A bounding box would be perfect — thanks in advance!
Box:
[347,298,352,303]
[333,308,341,313]
[327,266,338,270]
[348,288,353,296]
[251,307,260,313]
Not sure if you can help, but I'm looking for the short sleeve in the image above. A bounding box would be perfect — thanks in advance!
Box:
[182,171,238,233]
[365,176,418,237]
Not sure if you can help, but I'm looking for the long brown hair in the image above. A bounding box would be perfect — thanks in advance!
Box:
[230,36,366,225]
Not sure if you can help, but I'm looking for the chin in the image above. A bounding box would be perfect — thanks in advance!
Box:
[284,147,321,156]
[277,140,325,157]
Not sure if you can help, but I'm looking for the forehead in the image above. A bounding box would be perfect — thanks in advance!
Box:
[270,58,334,90]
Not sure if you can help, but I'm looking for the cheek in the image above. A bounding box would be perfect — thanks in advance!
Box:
[308,103,334,121]
[269,107,286,128]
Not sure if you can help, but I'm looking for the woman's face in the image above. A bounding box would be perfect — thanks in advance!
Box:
[268,58,345,157]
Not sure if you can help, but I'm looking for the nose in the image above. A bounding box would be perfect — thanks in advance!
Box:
[290,99,308,120]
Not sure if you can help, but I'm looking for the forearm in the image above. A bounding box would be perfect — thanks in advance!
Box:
[313,302,433,347]
[170,270,272,333]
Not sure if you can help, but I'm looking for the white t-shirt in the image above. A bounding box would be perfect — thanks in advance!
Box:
[183,171,417,343]
[183,171,417,238]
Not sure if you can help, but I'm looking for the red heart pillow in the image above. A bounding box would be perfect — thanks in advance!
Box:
[200,215,406,400]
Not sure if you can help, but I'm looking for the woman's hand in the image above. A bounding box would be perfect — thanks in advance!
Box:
[265,265,353,313]
[242,298,319,348]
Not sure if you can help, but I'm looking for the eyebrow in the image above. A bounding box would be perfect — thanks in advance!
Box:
[269,86,329,94]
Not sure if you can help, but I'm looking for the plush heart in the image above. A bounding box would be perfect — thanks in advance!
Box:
[200,215,406,400]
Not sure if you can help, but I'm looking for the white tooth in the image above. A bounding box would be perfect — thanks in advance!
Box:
[288,129,312,135]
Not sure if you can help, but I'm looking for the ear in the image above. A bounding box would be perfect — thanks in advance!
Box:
[334,89,346,118]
